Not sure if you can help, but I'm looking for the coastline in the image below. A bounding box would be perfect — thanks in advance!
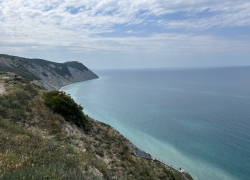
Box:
[60,79,191,179]
[59,82,79,91]
[59,77,99,91]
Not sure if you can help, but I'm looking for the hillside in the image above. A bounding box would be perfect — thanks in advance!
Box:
[0,73,193,180]
[0,54,98,91]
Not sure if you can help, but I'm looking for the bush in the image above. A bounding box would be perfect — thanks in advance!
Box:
[163,168,177,180]
[184,172,193,180]
[44,91,87,128]
[95,149,104,157]
[91,159,107,175]
[5,79,10,83]
[49,121,61,134]
[0,105,8,118]
[11,108,27,121]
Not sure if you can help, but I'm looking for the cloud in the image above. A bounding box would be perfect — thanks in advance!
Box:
[1,0,250,36]
[1,31,250,57]
[158,3,250,30]
[0,0,250,60]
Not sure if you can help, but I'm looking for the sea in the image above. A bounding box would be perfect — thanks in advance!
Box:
[61,67,250,180]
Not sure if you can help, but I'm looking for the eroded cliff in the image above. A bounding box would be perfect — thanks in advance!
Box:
[0,54,98,90]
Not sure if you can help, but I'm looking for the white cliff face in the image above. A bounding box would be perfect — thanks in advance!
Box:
[29,64,98,91]
[0,57,98,91]
[0,57,14,67]
[31,67,98,90]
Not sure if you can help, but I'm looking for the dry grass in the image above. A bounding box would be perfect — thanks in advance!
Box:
[14,134,30,146]
[107,131,114,138]
[0,152,27,172]
[100,126,107,133]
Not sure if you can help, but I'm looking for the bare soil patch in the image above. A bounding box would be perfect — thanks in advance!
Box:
[0,82,5,95]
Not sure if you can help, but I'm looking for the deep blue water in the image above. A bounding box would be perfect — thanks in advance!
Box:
[62,67,250,180]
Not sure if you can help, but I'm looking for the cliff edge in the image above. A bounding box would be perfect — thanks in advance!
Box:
[0,54,98,90]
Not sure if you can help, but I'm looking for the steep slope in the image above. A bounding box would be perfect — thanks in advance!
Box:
[0,54,98,90]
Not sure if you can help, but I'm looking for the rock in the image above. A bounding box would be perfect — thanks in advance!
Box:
[88,167,103,179]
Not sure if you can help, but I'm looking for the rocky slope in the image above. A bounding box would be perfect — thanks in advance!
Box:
[0,54,98,90]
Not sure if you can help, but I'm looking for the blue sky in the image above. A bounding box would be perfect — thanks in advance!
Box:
[0,0,250,69]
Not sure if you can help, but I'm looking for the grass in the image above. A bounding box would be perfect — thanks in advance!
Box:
[0,77,96,179]
[0,78,39,122]
[0,120,105,180]
[0,121,83,179]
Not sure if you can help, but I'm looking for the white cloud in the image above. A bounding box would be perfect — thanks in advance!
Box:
[158,3,250,30]
[1,0,250,37]
[1,31,250,57]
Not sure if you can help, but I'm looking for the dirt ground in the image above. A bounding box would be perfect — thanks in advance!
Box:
[0,81,6,95]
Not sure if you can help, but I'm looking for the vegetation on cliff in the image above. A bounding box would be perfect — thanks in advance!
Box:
[44,91,87,128]
[0,73,192,180]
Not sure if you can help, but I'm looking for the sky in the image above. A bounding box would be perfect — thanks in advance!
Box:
[0,0,250,69]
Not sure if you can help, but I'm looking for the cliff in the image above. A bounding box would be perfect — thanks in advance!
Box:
[0,54,98,90]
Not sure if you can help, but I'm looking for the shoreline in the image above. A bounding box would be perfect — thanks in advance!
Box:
[60,79,190,179]
[59,77,99,91]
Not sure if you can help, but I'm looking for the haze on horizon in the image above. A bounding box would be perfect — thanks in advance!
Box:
[0,0,250,69]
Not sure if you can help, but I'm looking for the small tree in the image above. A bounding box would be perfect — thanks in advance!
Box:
[44,91,87,127]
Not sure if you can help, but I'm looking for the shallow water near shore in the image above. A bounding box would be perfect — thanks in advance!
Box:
[62,67,250,180]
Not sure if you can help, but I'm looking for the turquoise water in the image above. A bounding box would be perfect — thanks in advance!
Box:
[62,67,250,180]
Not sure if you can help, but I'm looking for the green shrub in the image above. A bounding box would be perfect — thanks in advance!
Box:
[104,144,111,150]
[94,142,100,148]
[44,91,87,128]
[11,108,27,121]
[163,168,177,180]
[95,148,104,157]
[0,105,8,118]
[122,145,129,153]
[184,172,193,180]
[91,159,107,175]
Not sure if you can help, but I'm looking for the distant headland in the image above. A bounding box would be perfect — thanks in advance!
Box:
[0,54,99,91]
